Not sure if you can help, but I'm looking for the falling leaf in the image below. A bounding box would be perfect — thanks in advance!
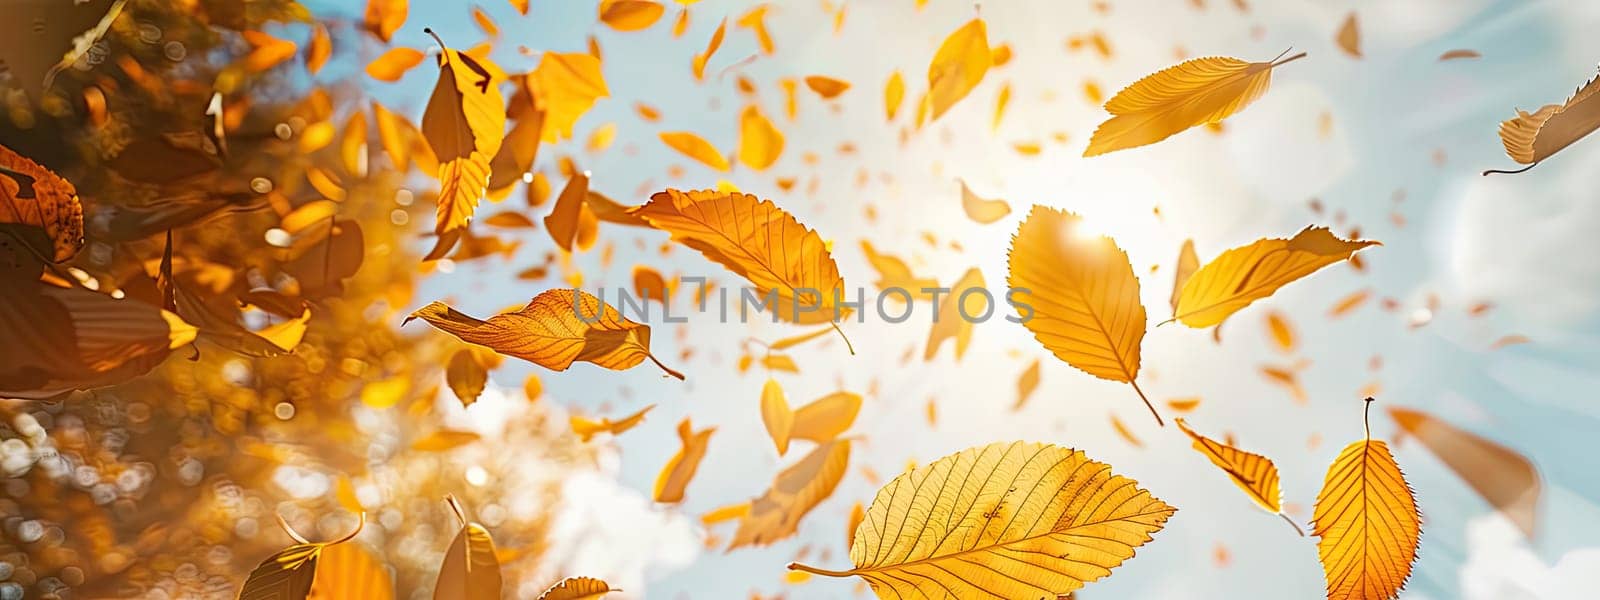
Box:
[1169,239,1199,316]
[658,132,730,171]
[859,241,937,299]
[364,0,408,42]
[1008,206,1161,424]
[702,503,749,525]
[845,502,864,548]
[1389,406,1539,538]
[1167,397,1201,412]
[1327,289,1370,318]
[571,404,654,442]
[435,497,503,600]
[0,143,85,263]
[1264,310,1296,353]
[305,542,395,600]
[804,75,851,99]
[420,29,507,260]
[1438,49,1481,61]
[405,289,684,379]
[1084,51,1307,156]
[1013,358,1041,410]
[692,18,727,81]
[545,171,590,252]
[779,77,799,120]
[790,391,861,442]
[238,517,370,600]
[1490,334,1530,349]
[1176,419,1303,535]
[924,267,984,361]
[446,348,488,406]
[599,0,664,31]
[487,100,545,191]
[738,104,785,170]
[991,81,1011,130]
[655,418,714,503]
[537,576,617,600]
[1488,70,1600,175]
[471,6,499,36]
[760,378,794,455]
[789,442,1175,598]
[1173,227,1377,327]
[883,71,905,120]
[367,48,425,82]
[729,440,850,548]
[1334,12,1361,58]
[1313,400,1420,600]
[735,5,774,54]
[926,18,990,121]
[528,52,610,143]
[958,179,1011,223]
[412,429,483,451]
[631,190,850,333]
[1259,364,1307,404]
[306,24,332,75]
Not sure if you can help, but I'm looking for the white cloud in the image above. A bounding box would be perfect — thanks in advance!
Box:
[1460,513,1600,600]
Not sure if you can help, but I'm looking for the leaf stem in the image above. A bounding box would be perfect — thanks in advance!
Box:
[829,321,856,355]
[1279,512,1306,537]
[648,353,687,380]
[423,27,447,50]
[328,512,366,545]
[1272,51,1309,68]
[788,562,855,578]
[1483,162,1539,176]
[1362,396,1375,441]
[445,494,467,528]
[1129,379,1165,427]
[275,513,311,545]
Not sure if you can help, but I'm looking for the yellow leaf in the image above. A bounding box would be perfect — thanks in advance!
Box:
[471,5,499,36]
[761,353,799,373]
[1175,418,1302,534]
[804,75,850,99]
[1439,49,1482,61]
[510,0,528,14]
[701,502,749,525]
[1173,227,1377,327]
[421,30,507,261]
[735,5,774,54]
[1084,52,1306,156]
[298,121,336,154]
[239,543,323,598]
[789,441,1175,598]
[883,71,905,120]
[371,101,416,173]
[760,378,794,455]
[537,576,617,600]
[779,77,798,120]
[1264,310,1296,353]
[655,418,714,503]
[405,289,684,379]
[363,0,408,42]
[1007,206,1160,424]
[528,52,610,143]
[844,502,864,548]
[523,373,543,400]
[729,440,850,549]
[446,347,488,407]
[926,18,989,121]
[958,179,1010,224]
[1013,357,1040,410]
[924,267,984,361]
[240,517,369,600]
[545,171,589,252]
[411,429,482,451]
[658,131,729,171]
[858,240,936,300]
[991,81,1011,130]
[1313,400,1421,600]
[1169,239,1198,316]
[435,497,503,600]
[631,190,851,333]
[487,103,544,190]
[340,111,368,177]
[1490,71,1600,173]
[599,0,664,31]
[570,404,654,442]
[789,391,861,442]
[366,48,425,82]
[1389,406,1539,539]
[1335,12,1361,58]
[586,122,616,153]
[306,542,395,600]
[691,18,727,81]
[306,24,332,75]
[361,375,409,409]
[671,7,690,37]
[738,105,784,170]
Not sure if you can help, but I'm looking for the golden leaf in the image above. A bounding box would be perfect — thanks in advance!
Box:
[545,171,590,252]
[729,439,850,549]
[1013,357,1040,410]
[958,179,1010,224]
[1175,418,1302,535]
[927,18,989,121]
[363,0,408,42]
[528,52,609,143]
[1007,206,1160,424]
[1265,310,1296,353]
[372,101,418,173]
[306,24,332,75]
[789,441,1175,598]
[340,111,369,176]
[658,131,729,171]
[487,101,544,190]
[306,542,395,600]
[735,4,774,54]
[1335,12,1361,58]
[1389,406,1539,538]
[804,75,851,99]
[631,189,851,337]
[1084,52,1306,156]
[420,29,507,260]
[599,0,664,31]
[1489,71,1600,174]
[1439,49,1481,61]
[471,5,499,36]
[738,104,784,170]
[1313,399,1421,600]
[992,81,1011,130]
[924,267,984,361]
[760,378,794,455]
[435,497,503,600]
[404,289,684,379]
[446,349,488,406]
[411,429,482,452]
[1173,227,1377,327]
[655,418,714,503]
[239,516,367,600]
[884,71,905,120]
[537,576,617,600]
[1169,239,1198,316]
[702,502,749,525]
[366,47,425,82]
[691,18,727,81]
[789,391,861,442]
[571,404,654,442]
[1,143,85,264]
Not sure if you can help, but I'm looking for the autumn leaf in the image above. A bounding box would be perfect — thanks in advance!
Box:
[1008,206,1160,424]
[927,18,990,121]
[486,101,544,191]
[883,71,905,120]
[760,378,794,455]
[1389,406,1539,538]
[729,439,850,549]
[789,441,1175,598]
[306,24,332,75]
[1170,239,1198,316]
[958,179,1010,224]
[1084,51,1307,156]
[599,0,664,31]
[1175,418,1303,535]
[1439,49,1481,61]
[364,0,408,42]
[446,348,488,406]
[571,404,654,442]
[537,576,617,600]
[1264,310,1296,353]
[737,104,784,170]
[238,515,368,600]
[0,143,85,264]
[804,75,851,99]
[435,496,503,600]
[735,4,773,54]
[923,267,984,361]
[527,52,609,143]
[1313,399,1421,600]
[420,29,507,261]
[545,171,589,252]
[859,241,937,300]
[691,18,727,81]
[411,429,482,452]
[789,391,861,442]
[658,131,730,171]
[404,289,684,379]
[1013,357,1040,410]
[1172,227,1377,327]
[655,418,714,503]
[306,542,395,600]
[630,189,852,346]
[1487,70,1600,175]
[366,47,425,81]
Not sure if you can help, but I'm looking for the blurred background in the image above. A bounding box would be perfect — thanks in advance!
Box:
[3,0,1599,598]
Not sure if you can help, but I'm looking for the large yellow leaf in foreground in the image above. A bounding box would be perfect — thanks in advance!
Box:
[1172,227,1377,328]
[1488,72,1600,174]
[1313,400,1421,600]
[631,189,851,334]
[1007,206,1159,424]
[405,289,683,379]
[1176,418,1302,535]
[420,29,506,260]
[1084,52,1306,156]
[790,441,1175,599]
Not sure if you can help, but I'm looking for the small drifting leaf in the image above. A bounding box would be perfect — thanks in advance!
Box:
[420,29,507,261]
[1173,227,1377,328]
[790,391,861,442]
[735,4,774,54]
[691,18,727,81]
[1438,49,1481,61]
[1085,51,1307,156]
[446,348,489,407]
[1264,310,1296,353]
[738,104,784,170]
[1335,12,1361,58]
[655,418,714,503]
[570,405,654,442]
[927,18,990,121]
[364,0,408,42]
[1176,418,1302,534]
[804,75,851,99]
[412,429,482,451]
[1327,289,1370,318]
[1169,239,1199,316]
[435,497,503,600]
[527,52,610,143]
[958,179,1010,224]
[884,71,905,120]
[923,267,984,361]
[545,171,589,252]
[658,132,730,171]
[1490,334,1530,349]
[599,0,664,31]
[760,379,794,455]
[537,576,618,600]
[1013,358,1040,410]
[306,24,332,75]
